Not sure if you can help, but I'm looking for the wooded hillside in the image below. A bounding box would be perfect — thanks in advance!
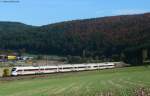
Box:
[1,13,150,65]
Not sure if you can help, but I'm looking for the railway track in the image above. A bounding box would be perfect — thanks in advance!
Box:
[0,70,93,81]
[0,74,56,81]
[0,69,106,81]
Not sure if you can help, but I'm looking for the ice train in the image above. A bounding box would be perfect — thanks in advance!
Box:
[11,62,117,76]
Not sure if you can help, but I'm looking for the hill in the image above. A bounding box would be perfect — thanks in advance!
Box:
[0,13,150,64]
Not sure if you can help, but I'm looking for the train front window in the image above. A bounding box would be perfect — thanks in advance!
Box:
[12,68,16,72]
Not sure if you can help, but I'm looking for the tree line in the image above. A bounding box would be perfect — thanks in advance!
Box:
[0,13,150,65]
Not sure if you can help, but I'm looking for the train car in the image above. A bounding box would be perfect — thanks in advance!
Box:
[11,62,116,76]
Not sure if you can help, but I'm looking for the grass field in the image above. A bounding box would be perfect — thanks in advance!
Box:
[0,66,150,96]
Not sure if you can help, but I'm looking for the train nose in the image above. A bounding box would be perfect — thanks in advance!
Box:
[11,72,17,76]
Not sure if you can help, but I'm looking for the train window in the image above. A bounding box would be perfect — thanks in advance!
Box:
[45,68,57,70]
[17,70,23,72]
[12,68,16,71]
[78,66,86,68]
[24,69,38,71]
[63,67,73,69]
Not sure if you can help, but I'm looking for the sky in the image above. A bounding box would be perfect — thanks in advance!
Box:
[0,0,150,26]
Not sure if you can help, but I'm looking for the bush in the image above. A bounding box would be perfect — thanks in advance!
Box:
[67,56,87,64]
[111,54,121,62]
[3,68,10,77]
[36,55,43,60]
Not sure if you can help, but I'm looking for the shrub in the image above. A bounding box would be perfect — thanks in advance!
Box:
[36,55,43,60]
[67,55,87,64]
[3,68,10,77]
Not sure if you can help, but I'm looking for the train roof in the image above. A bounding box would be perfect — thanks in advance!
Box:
[12,62,118,70]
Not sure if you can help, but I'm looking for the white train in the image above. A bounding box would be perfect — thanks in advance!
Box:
[11,62,116,76]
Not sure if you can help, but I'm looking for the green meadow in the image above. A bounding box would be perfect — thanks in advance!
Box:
[0,66,150,96]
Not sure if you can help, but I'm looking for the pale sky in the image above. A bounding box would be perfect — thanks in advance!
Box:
[0,0,150,26]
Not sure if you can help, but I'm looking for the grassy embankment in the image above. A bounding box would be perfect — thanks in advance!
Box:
[0,66,150,96]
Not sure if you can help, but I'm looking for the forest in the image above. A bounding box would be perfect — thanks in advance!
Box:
[0,13,150,65]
